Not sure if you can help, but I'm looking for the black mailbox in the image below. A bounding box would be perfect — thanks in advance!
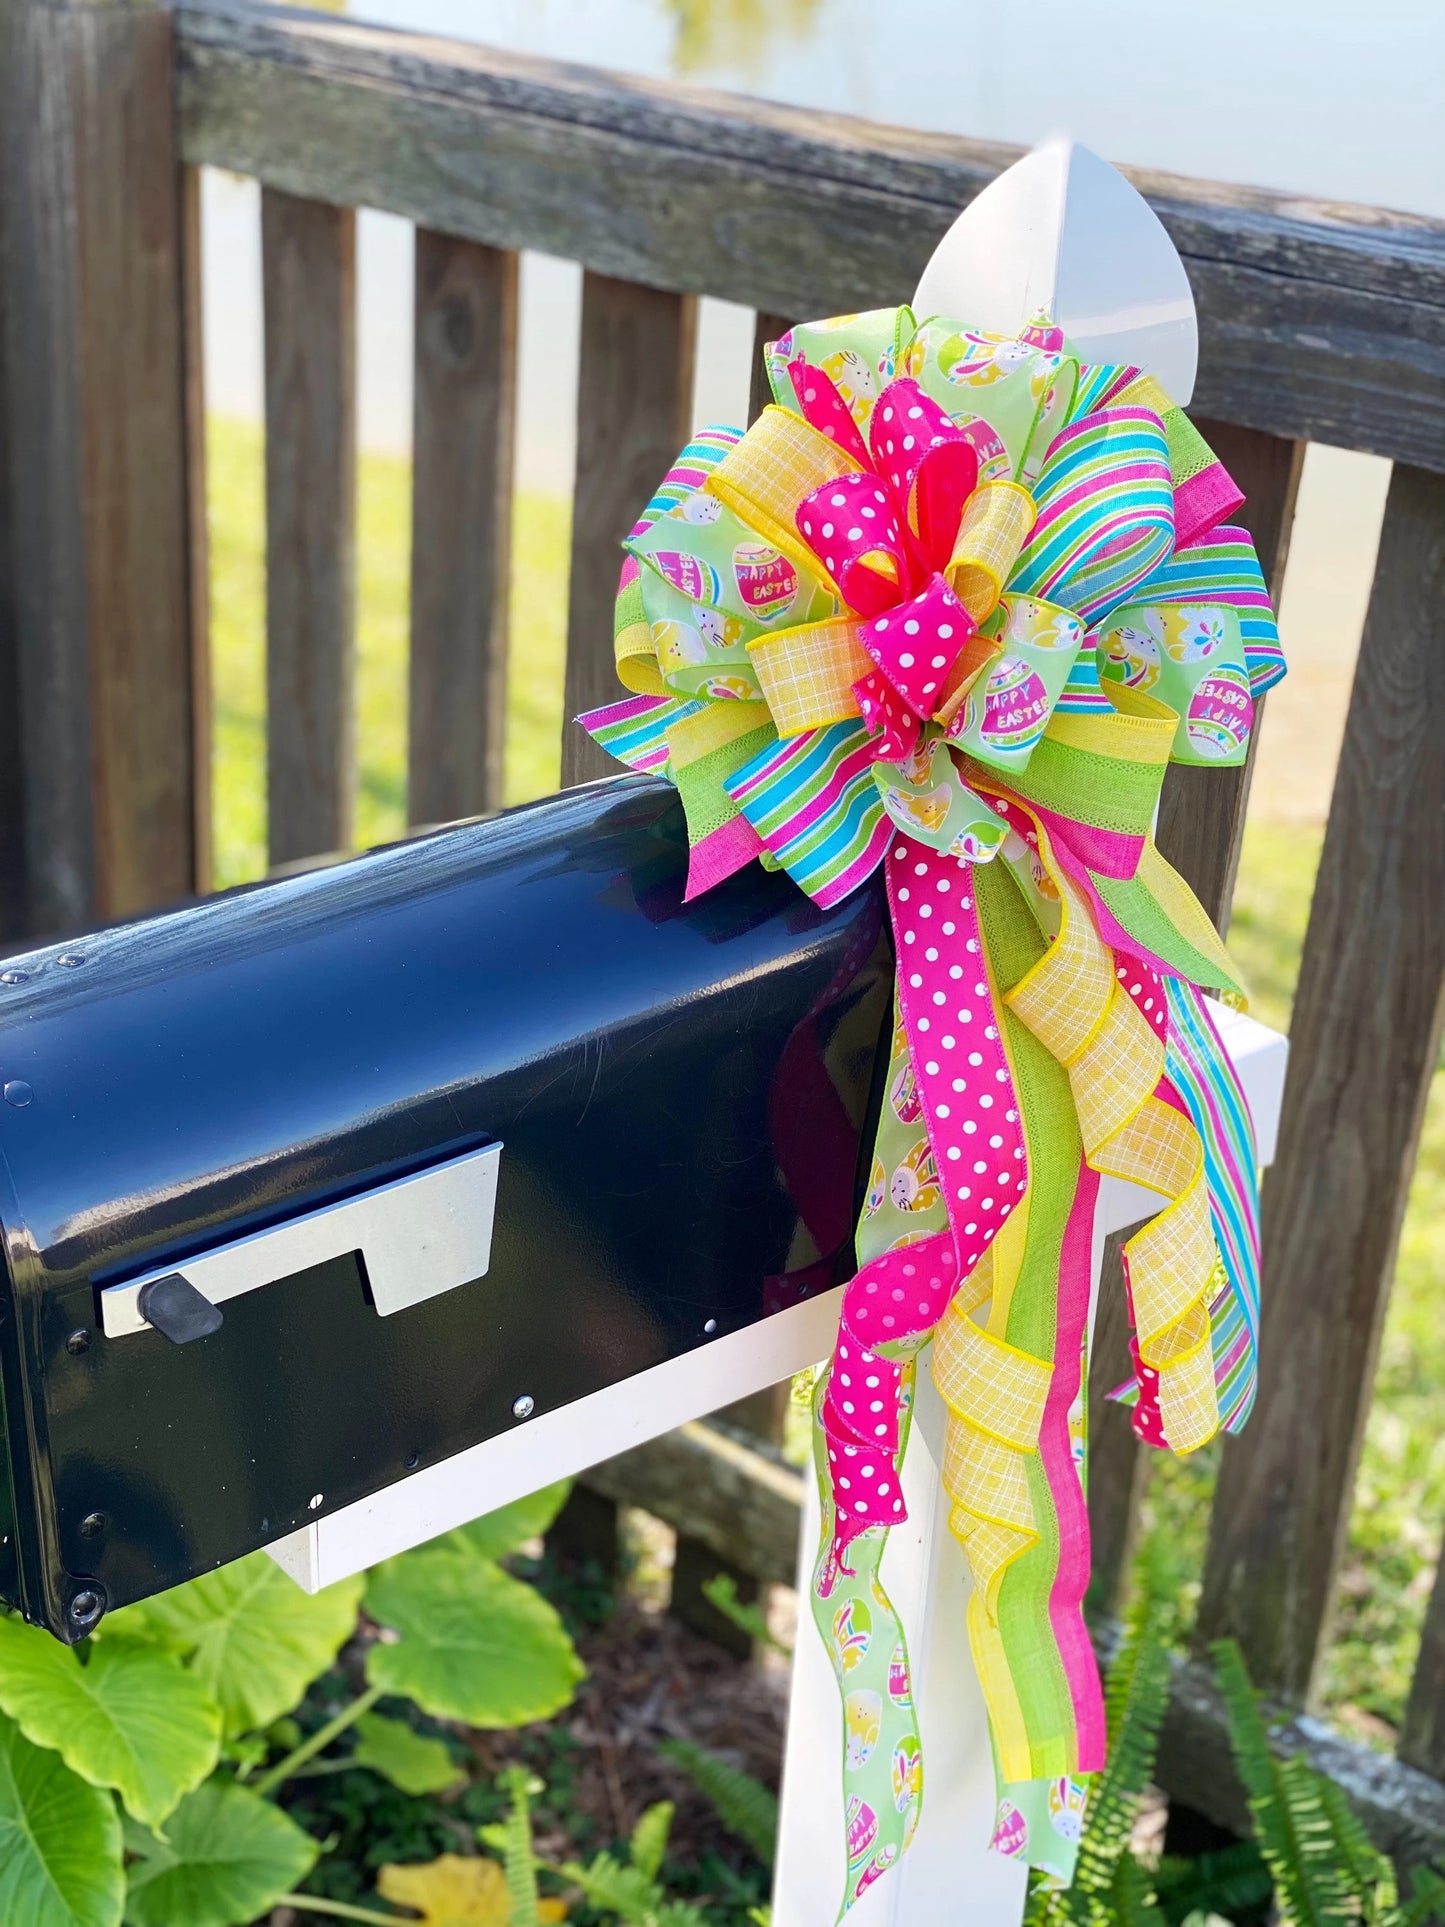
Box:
[0,776,888,1639]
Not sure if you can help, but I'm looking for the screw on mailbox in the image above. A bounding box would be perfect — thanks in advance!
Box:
[511,1395,535,1420]
[65,1329,90,1357]
[68,1588,105,1631]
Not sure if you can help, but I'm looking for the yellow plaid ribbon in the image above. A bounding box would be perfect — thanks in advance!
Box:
[748,620,872,735]
[615,614,665,695]
[947,481,1036,622]
[1000,803,1221,1452]
[707,405,854,589]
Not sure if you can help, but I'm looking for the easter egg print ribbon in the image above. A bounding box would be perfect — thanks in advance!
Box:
[579,304,1284,1915]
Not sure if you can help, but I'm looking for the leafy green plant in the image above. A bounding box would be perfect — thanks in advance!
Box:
[1023,1591,1445,1927]
[481,1767,709,1925]
[0,1479,580,1927]
[1153,1840,1273,1925]
[1212,1638,1445,1927]
[697,1574,790,1658]
[656,1737,779,1872]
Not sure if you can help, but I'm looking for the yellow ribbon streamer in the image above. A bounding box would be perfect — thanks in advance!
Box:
[1002,816,1220,1452]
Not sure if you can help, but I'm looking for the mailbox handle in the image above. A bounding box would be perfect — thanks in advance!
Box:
[99,1141,502,1340]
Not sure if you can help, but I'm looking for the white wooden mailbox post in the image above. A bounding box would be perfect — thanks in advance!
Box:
[268,146,1289,1926]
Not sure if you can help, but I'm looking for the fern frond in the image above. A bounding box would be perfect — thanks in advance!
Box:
[1155,1840,1272,1925]
[556,1850,708,1927]
[1317,1777,1393,1915]
[629,1802,674,1882]
[1395,1863,1445,1927]
[1106,1851,1168,1927]
[1212,1640,1354,1927]
[557,1852,661,1920]
[700,1574,790,1656]
[495,1766,544,1927]
[657,1738,779,1871]
[1075,1589,1171,1895]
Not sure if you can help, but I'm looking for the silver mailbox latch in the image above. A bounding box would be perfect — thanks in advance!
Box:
[100,1141,502,1340]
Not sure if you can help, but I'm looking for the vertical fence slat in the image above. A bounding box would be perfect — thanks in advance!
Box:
[0,70,21,942]
[749,310,791,425]
[0,0,201,935]
[262,187,357,868]
[408,231,518,826]
[1196,462,1445,1703]
[1085,1225,1149,1617]
[560,273,697,788]
[1084,426,1303,1617]
[1402,1556,1445,1776]
[181,165,213,897]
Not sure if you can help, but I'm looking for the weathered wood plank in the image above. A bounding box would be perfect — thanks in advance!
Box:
[408,230,518,826]
[1401,1552,1445,1778]
[262,187,357,867]
[749,310,791,425]
[0,0,202,935]
[582,1417,805,1589]
[670,1379,792,1651]
[560,273,696,788]
[174,1,1445,469]
[0,97,23,943]
[1154,425,1303,925]
[1084,1225,1150,1621]
[1196,464,1445,1704]
[181,165,213,897]
[1150,1644,1445,1879]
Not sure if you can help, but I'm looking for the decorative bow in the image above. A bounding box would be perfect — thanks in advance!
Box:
[581,304,1283,1914]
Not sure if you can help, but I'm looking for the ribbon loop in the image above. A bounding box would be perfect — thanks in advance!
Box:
[797,470,908,615]
[946,481,1036,622]
[859,576,975,717]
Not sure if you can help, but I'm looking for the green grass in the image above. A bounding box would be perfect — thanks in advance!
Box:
[207,416,568,890]
[206,416,1445,1743]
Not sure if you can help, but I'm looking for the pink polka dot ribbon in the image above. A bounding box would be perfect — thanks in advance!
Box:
[867,377,978,564]
[783,354,871,468]
[822,832,1028,1554]
[859,575,976,719]
[796,471,911,617]
[852,670,922,765]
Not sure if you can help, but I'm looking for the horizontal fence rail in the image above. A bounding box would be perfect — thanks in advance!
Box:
[170,0,1445,470]
[3,0,1445,1874]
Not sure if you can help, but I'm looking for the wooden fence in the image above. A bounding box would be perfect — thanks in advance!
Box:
[2,0,1444,1869]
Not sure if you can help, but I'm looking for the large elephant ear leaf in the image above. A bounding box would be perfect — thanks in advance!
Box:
[0,1616,220,1827]
[365,1547,583,1726]
[436,1479,573,1562]
[0,1710,124,1927]
[106,1553,364,1737]
[352,1711,464,1795]
[123,1780,318,1927]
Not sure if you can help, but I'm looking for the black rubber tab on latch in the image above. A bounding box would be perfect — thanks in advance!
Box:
[137,1273,224,1344]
